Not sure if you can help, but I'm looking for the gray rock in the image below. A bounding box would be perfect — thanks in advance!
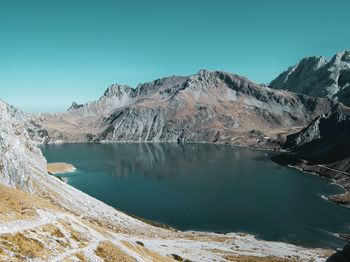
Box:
[284,105,350,164]
[68,84,135,116]
[270,50,350,106]
[68,101,84,110]
[0,101,50,145]
[327,242,350,262]
[0,100,47,192]
[282,105,350,198]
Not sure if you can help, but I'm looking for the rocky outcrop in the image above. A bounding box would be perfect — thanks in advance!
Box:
[0,101,50,145]
[327,242,350,262]
[67,101,83,110]
[279,106,350,206]
[284,106,350,165]
[269,50,350,106]
[0,100,47,192]
[67,84,135,116]
[39,70,339,147]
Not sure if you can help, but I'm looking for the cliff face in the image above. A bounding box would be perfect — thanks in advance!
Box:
[284,106,350,164]
[270,50,350,106]
[37,70,339,147]
[0,101,47,192]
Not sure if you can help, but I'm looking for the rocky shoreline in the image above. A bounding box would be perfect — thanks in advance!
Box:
[271,153,350,254]
[271,154,350,207]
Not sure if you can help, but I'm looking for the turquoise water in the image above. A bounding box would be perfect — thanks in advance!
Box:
[40,143,350,249]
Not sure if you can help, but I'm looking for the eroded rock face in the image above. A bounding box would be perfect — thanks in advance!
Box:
[270,50,350,106]
[0,102,50,145]
[68,84,135,116]
[42,70,339,147]
[284,106,350,163]
[281,106,350,203]
[0,100,47,192]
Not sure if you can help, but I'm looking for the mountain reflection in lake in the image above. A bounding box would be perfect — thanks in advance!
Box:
[106,143,269,179]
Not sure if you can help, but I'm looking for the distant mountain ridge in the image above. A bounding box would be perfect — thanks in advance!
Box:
[270,50,350,106]
[37,70,339,147]
[67,75,189,117]
[68,84,135,116]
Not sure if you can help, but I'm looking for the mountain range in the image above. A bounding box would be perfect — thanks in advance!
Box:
[35,70,340,148]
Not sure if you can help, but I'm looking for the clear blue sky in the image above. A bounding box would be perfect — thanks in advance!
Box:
[1,0,349,112]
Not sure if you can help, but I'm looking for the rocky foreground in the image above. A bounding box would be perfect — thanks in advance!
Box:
[0,97,333,260]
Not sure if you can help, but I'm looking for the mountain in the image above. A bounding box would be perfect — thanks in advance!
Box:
[37,70,339,147]
[67,84,135,116]
[0,98,328,260]
[269,50,350,106]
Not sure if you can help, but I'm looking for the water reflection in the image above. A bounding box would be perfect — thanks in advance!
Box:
[106,143,269,179]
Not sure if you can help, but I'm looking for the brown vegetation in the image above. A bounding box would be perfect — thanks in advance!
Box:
[122,240,173,262]
[224,255,299,262]
[95,241,136,262]
[0,233,47,260]
[0,184,55,222]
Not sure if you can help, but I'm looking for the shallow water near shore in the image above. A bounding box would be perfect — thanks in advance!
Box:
[40,143,350,249]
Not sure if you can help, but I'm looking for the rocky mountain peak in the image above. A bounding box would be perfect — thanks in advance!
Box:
[66,84,135,116]
[311,55,327,68]
[195,69,213,77]
[135,75,187,97]
[269,50,350,106]
[341,50,350,62]
[297,56,327,71]
[330,50,350,64]
[68,101,83,111]
[103,84,133,97]
[189,70,254,88]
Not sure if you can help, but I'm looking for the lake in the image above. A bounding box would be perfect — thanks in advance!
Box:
[40,143,350,249]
